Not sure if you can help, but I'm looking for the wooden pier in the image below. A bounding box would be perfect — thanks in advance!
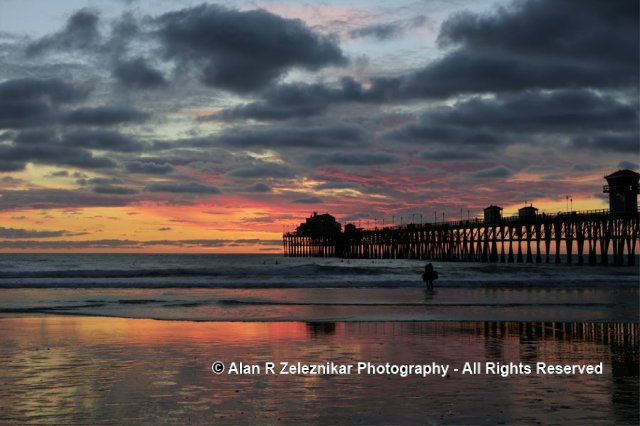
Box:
[283,209,638,265]
[283,170,640,266]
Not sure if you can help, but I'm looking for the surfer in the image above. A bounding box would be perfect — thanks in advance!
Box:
[422,263,438,290]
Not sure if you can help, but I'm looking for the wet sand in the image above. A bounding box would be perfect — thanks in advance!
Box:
[0,316,637,424]
[2,287,637,322]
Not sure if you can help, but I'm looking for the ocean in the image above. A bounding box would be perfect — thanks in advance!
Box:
[0,253,637,322]
[0,254,638,424]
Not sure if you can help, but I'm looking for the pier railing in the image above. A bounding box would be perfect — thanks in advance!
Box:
[283,208,639,266]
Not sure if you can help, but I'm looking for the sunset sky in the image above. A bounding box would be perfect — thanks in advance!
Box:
[0,0,637,252]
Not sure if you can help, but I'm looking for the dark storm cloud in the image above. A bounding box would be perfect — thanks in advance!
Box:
[125,161,174,174]
[226,163,295,179]
[62,106,150,126]
[0,77,88,129]
[112,57,168,89]
[470,165,514,178]
[216,123,368,149]
[145,181,221,194]
[155,4,345,92]
[93,184,139,194]
[26,9,101,56]
[306,152,400,166]
[0,227,70,239]
[292,196,323,204]
[349,15,427,41]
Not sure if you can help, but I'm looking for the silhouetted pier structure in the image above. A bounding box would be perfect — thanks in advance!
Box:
[283,170,639,266]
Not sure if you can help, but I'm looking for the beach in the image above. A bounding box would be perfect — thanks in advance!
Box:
[0,317,637,424]
[0,254,638,424]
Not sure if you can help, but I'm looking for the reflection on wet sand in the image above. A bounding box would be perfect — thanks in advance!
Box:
[0,317,637,424]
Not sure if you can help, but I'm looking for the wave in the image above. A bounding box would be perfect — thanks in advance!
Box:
[0,263,409,279]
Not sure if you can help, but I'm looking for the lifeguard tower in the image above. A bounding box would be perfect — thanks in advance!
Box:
[604,170,639,214]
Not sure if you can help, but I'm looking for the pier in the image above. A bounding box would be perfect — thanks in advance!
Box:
[283,170,639,266]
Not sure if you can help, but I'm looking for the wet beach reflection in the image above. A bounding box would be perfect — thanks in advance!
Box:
[0,317,637,424]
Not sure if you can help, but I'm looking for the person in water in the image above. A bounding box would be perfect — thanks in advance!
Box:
[422,262,437,290]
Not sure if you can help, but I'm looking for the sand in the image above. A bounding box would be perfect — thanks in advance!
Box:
[0,316,637,424]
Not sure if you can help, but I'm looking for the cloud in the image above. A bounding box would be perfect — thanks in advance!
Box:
[125,161,173,174]
[389,89,637,151]
[438,1,637,69]
[572,163,601,172]
[0,77,88,129]
[246,182,272,192]
[349,15,427,41]
[208,78,378,122]
[62,106,150,126]
[26,9,101,55]
[0,238,281,249]
[245,0,638,108]
[0,227,71,239]
[0,138,117,171]
[424,90,637,133]
[0,160,26,172]
[216,122,368,149]
[571,134,638,153]
[313,182,360,190]
[389,121,504,147]
[93,184,139,194]
[241,215,274,223]
[618,160,639,170]
[112,57,168,89]
[145,181,221,194]
[470,165,514,178]
[420,149,482,161]
[292,196,323,204]
[207,83,334,121]
[155,4,345,92]
[306,152,400,166]
[1,176,22,183]
[77,177,122,186]
[0,188,132,210]
[226,163,295,179]
[61,129,144,152]
[404,1,637,98]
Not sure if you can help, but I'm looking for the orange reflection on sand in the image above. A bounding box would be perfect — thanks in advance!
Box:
[68,316,309,344]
